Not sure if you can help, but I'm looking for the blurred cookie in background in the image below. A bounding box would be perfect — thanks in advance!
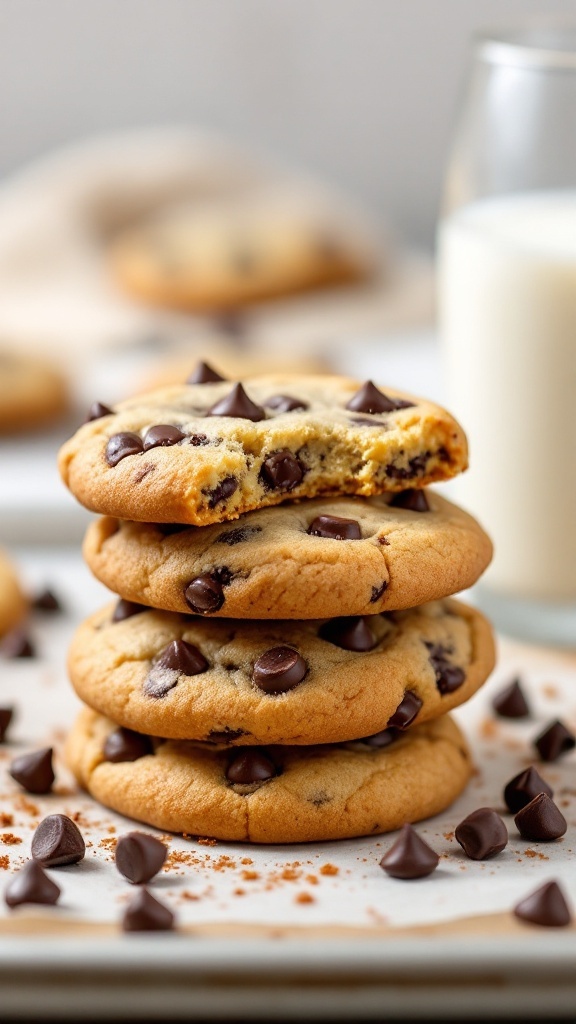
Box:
[0,350,69,434]
[0,549,28,638]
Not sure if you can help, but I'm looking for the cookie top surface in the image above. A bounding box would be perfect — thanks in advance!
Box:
[66,707,472,843]
[0,350,68,433]
[59,373,468,526]
[84,491,492,619]
[0,549,27,637]
[68,598,495,746]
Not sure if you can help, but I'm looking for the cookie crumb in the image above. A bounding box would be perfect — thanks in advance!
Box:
[0,814,14,827]
[0,855,9,869]
[319,863,339,876]
[0,834,22,845]
[295,892,315,904]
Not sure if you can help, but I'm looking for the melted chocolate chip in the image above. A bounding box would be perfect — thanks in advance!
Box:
[0,707,14,743]
[504,766,553,814]
[0,628,35,659]
[370,581,388,603]
[207,728,247,743]
[86,401,113,422]
[207,476,238,508]
[535,720,576,762]
[5,860,60,909]
[514,793,567,841]
[380,824,439,879]
[264,394,308,413]
[359,728,399,749]
[514,881,572,928]
[252,646,308,694]
[10,748,54,794]
[346,381,398,414]
[112,599,148,623]
[145,639,208,698]
[389,489,430,513]
[187,361,225,384]
[216,526,262,545]
[103,728,153,763]
[142,424,186,450]
[425,642,465,695]
[184,574,224,615]
[307,515,361,540]
[31,814,85,866]
[455,808,508,860]
[33,588,62,612]
[226,749,277,785]
[387,691,422,730]
[386,453,429,480]
[492,678,531,719]
[207,383,265,421]
[319,616,378,652]
[122,888,174,932]
[105,432,144,466]
[115,832,167,883]
[260,451,304,491]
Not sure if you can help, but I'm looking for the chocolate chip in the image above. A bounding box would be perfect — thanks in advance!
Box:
[142,424,186,450]
[513,881,572,928]
[535,719,576,762]
[86,401,113,422]
[33,588,62,612]
[0,628,35,659]
[122,888,174,932]
[380,824,439,879]
[492,678,531,718]
[226,749,277,784]
[359,728,399,749]
[252,646,308,694]
[105,432,144,466]
[319,616,378,652]
[504,766,553,814]
[346,381,398,414]
[112,599,148,622]
[145,639,208,699]
[387,691,422,730]
[260,450,304,491]
[455,808,508,860]
[386,453,430,480]
[217,526,262,545]
[103,728,153,763]
[370,581,388,603]
[207,728,247,743]
[0,708,14,743]
[389,489,430,513]
[187,361,225,384]
[10,748,54,794]
[307,515,361,540]
[184,574,224,615]
[207,383,265,421]
[425,643,465,695]
[115,832,167,883]
[207,476,238,508]
[31,814,85,866]
[264,394,308,413]
[4,860,60,909]
[514,793,567,841]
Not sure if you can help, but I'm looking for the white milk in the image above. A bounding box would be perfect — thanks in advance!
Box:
[439,192,576,601]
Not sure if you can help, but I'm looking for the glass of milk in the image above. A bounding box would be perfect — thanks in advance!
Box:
[438,28,576,646]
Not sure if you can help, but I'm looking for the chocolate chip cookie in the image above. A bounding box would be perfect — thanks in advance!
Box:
[58,375,468,526]
[66,706,472,842]
[0,351,68,434]
[83,491,491,619]
[67,598,494,745]
[0,549,27,637]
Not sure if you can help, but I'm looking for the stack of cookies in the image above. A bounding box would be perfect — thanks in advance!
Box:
[59,367,495,843]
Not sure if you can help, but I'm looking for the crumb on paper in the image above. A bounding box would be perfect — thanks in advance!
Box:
[295,892,315,904]
[319,863,339,876]
[0,833,21,846]
[525,849,549,860]
[0,855,9,870]
[0,814,13,827]
[14,796,39,816]
[241,870,259,881]
[443,832,454,841]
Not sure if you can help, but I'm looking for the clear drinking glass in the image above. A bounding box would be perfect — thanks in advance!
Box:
[438,28,576,646]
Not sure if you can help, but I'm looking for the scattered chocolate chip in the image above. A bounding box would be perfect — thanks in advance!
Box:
[5,860,60,909]
[33,588,62,612]
[187,361,225,384]
[10,748,54,794]
[86,401,114,422]
[535,720,576,762]
[514,793,567,841]
[207,383,265,421]
[319,616,378,652]
[216,526,262,545]
[380,824,439,879]
[264,394,308,413]
[226,750,277,785]
[252,646,307,694]
[0,628,35,659]
[389,489,430,513]
[207,476,238,508]
[105,432,144,466]
[103,728,153,763]
[115,832,167,884]
[260,450,304,491]
[0,708,14,742]
[307,515,361,540]
[504,767,553,814]
[425,642,465,695]
[455,808,508,860]
[31,814,85,866]
[492,678,531,718]
[142,424,186,450]
[122,888,174,932]
[346,381,398,414]
[513,881,572,928]
[184,574,224,615]
[359,728,399,749]
[387,691,422,730]
[112,599,148,623]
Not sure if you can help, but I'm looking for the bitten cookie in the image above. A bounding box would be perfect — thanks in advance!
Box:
[0,549,27,637]
[83,492,492,620]
[0,350,68,433]
[67,599,495,745]
[58,374,468,526]
[66,707,473,842]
